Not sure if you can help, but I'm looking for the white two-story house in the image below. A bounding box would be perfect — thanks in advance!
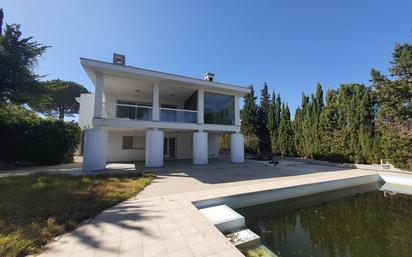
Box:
[78,55,250,172]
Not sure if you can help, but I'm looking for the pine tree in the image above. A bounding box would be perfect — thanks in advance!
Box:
[372,42,412,168]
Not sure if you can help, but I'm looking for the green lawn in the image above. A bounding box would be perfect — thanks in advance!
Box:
[0,173,154,257]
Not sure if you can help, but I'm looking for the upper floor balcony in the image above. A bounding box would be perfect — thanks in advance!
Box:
[103,102,198,123]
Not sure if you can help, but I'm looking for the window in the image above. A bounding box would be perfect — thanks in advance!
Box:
[122,136,145,150]
[204,92,235,125]
[122,136,134,149]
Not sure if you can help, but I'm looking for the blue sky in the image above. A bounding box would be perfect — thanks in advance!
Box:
[2,0,412,116]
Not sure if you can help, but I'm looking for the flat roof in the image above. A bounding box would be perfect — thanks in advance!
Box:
[80,57,251,96]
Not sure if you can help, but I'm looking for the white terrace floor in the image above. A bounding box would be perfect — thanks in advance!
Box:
[33,159,381,257]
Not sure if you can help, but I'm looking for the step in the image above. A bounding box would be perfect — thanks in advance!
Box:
[199,204,245,233]
[227,228,261,247]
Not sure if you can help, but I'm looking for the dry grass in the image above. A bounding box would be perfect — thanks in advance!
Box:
[0,173,154,257]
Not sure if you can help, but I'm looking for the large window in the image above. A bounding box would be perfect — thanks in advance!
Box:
[204,92,235,125]
[122,136,145,150]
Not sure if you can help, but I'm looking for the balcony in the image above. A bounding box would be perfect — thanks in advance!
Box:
[103,103,197,123]
[160,107,197,123]
[103,103,152,121]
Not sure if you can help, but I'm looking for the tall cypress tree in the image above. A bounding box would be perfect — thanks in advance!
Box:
[319,89,338,159]
[277,103,294,156]
[272,94,282,154]
[358,88,378,163]
[293,107,303,156]
[256,82,271,155]
[267,91,276,139]
[311,83,324,157]
[240,85,258,135]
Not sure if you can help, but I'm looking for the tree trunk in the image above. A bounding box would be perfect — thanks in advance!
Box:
[59,111,64,120]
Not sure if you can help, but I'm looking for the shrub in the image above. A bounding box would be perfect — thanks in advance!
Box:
[0,104,81,165]
[219,134,231,151]
[244,134,260,156]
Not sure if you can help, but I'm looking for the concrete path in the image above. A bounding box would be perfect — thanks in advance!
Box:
[140,161,352,197]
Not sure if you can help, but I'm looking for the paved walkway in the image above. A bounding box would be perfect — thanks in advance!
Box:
[32,160,383,257]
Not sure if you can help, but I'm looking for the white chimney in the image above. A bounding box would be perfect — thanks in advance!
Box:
[113,53,126,65]
[204,72,215,82]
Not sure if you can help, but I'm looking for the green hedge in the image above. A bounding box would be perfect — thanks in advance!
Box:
[0,104,81,165]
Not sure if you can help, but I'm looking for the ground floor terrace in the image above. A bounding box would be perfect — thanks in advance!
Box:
[83,127,244,172]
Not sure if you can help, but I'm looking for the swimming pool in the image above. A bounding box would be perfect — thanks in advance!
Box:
[196,173,412,257]
[236,182,412,257]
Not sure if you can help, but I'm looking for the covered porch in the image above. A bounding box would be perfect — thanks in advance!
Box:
[82,126,244,172]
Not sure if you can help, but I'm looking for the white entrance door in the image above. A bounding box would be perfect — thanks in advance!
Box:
[163,137,176,159]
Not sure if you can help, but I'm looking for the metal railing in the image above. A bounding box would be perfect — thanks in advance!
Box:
[104,103,153,121]
[103,103,198,123]
[160,107,198,123]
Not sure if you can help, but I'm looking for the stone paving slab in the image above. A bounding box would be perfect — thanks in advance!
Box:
[35,168,380,257]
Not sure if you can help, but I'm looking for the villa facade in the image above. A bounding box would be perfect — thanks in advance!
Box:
[78,56,250,171]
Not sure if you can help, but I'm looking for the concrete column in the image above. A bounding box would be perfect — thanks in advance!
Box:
[197,89,204,124]
[231,133,244,163]
[234,95,240,126]
[83,128,108,172]
[152,82,160,121]
[94,73,104,118]
[145,129,164,167]
[193,131,208,164]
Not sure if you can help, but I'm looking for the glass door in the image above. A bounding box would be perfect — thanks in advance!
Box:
[163,137,176,159]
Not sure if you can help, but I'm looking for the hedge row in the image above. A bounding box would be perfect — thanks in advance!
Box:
[0,104,81,165]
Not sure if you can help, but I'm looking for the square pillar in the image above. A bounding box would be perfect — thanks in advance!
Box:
[152,82,160,121]
[197,89,204,124]
[234,95,240,126]
[94,73,104,118]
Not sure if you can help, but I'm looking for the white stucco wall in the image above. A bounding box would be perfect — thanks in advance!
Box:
[106,131,193,162]
[107,130,146,162]
[78,93,95,129]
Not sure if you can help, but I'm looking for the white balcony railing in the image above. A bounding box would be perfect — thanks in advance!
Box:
[160,107,197,123]
[104,103,153,121]
[103,103,197,123]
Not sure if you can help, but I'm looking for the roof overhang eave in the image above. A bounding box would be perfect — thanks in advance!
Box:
[80,57,251,96]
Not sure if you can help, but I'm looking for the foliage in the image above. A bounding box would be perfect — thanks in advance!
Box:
[241,85,258,135]
[30,79,89,120]
[256,82,271,155]
[277,104,294,156]
[219,134,231,151]
[239,39,411,169]
[244,134,260,156]
[268,92,282,154]
[0,12,49,104]
[0,173,154,257]
[0,104,81,165]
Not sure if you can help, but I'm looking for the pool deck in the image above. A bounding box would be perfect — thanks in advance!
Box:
[36,162,387,257]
